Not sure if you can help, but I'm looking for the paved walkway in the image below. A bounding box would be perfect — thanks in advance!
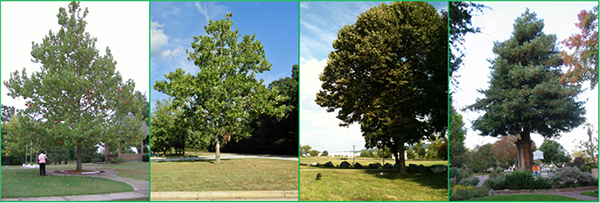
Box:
[1,169,149,201]
[151,153,298,162]
[495,189,599,201]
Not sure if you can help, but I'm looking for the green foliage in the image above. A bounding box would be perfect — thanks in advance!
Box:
[455,168,473,184]
[449,105,467,167]
[458,177,479,186]
[309,150,319,157]
[321,150,329,157]
[449,167,458,178]
[467,10,586,171]
[550,166,597,188]
[490,168,504,178]
[503,170,551,190]
[315,1,447,174]
[154,13,286,163]
[406,150,416,159]
[579,162,598,172]
[449,185,489,201]
[142,154,149,162]
[3,2,144,170]
[467,144,495,173]
[360,149,375,158]
[540,139,571,167]
[484,174,508,190]
[300,145,312,156]
[413,142,427,160]
[109,157,124,164]
[449,1,486,87]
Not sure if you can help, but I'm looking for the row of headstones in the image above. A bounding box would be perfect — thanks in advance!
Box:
[309,161,447,174]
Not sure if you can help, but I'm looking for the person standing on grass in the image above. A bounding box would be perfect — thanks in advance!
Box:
[532,163,539,179]
[38,150,47,176]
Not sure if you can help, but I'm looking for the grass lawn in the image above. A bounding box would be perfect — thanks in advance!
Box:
[151,158,298,191]
[1,168,133,198]
[95,162,149,181]
[300,161,448,201]
[469,194,583,201]
[300,157,446,168]
[581,190,598,197]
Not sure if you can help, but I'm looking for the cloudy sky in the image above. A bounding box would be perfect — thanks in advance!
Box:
[454,2,598,154]
[1,2,150,110]
[300,2,448,153]
[150,2,298,110]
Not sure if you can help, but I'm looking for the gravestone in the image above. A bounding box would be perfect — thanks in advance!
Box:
[383,163,394,169]
[428,164,447,174]
[369,163,382,169]
[354,163,363,169]
[408,164,417,172]
[310,162,320,167]
[416,164,425,173]
[324,161,334,167]
[340,161,351,168]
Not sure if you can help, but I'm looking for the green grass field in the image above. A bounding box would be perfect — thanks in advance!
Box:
[94,162,149,181]
[300,158,447,201]
[581,190,598,197]
[1,168,133,198]
[469,194,583,201]
[151,158,298,191]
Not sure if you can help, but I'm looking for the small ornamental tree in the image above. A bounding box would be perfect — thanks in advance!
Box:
[4,2,143,170]
[468,10,586,171]
[539,139,571,168]
[154,13,287,164]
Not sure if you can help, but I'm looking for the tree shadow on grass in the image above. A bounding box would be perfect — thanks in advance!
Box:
[362,169,448,190]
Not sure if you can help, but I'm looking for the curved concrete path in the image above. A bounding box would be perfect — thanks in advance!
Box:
[1,169,149,201]
[151,153,298,162]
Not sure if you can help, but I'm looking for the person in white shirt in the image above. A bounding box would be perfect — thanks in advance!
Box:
[38,150,47,176]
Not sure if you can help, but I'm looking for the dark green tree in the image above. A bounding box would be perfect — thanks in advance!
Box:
[468,10,586,171]
[449,105,468,167]
[315,1,447,174]
[300,145,312,157]
[539,139,571,168]
[321,150,329,157]
[154,13,286,163]
[4,2,144,170]
[467,144,496,173]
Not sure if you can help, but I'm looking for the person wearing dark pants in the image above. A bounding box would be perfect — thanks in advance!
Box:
[38,150,47,176]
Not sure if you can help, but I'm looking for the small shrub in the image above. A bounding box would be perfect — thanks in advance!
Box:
[490,168,504,178]
[484,174,507,190]
[142,154,149,162]
[449,167,458,178]
[505,170,536,190]
[533,177,552,189]
[109,157,123,164]
[449,185,490,201]
[579,162,598,173]
[340,157,348,160]
[459,177,480,186]
[456,168,472,184]
[551,166,596,188]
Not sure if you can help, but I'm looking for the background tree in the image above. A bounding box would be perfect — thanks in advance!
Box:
[560,6,599,89]
[321,150,329,157]
[449,1,486,89]
[376,147,392,164]
[467,144,496,173]
[574,125,598,164]
[154,13,286,164]
[491,135,518,169]
[467,10,586,171]
[449,105,468,167]
[413,142,427,160]
[360,149,374,158]
[539,140,571,168]
[4,2,143,170]
[315,1,447,174]
[309,150,319,157]
[300,145,312,157]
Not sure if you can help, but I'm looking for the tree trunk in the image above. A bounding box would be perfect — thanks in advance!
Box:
[118,142,122,158]
[516,124,533,171]
[76,141,83,170]
[398,144,406,175]
[215,135,221,164]
[104,144,109,163]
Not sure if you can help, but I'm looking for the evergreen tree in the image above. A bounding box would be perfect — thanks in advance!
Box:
[468,10,586,171]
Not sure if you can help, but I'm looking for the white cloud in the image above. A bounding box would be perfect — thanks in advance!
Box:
[300,2,309,9]
[194,2,228,24]
[151,21,169,54]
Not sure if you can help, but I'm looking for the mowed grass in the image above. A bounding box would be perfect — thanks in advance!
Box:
[300,162,448,201]
[581,190,598,197]
[469,194,583,201]
[95,162,149,181]
[301,157,446,168]
[1,168,133,198]
[151,159,298,191]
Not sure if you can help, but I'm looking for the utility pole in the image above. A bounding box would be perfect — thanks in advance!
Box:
[353,145,356,165]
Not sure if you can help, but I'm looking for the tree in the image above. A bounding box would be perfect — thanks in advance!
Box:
[1,105,16,123]
[321,150,329,157]
[315,1,447,174]
[154,13,286,164]
[491,135,518,169]
[449,1,486,88]
[539,140,571,168]
[449,105,468,167]
[300,145,312,157]
[574,125,598,164]
[413,142,427,160]
[406,150,416,160]
[309,150,319,157]
[4,2,144,170]
[467,10,586,172]
[360,149,374,158]
[467,144,496,173]
[376,147,392,164]
[560,6,599,89]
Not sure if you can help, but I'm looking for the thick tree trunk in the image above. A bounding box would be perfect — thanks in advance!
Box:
[398,144,406,175]
[76,141,83,170]
[516,124,533,171]
[104,144,109,163]
[215,135,221,164]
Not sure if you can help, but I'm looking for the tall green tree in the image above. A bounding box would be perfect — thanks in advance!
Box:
[539,139,571,168]
[315,1,447,174]
[560,6,599,89]
[468,10,586,171]
[154,13,286,164]
[4,2,143,170]
[449,105,468,167]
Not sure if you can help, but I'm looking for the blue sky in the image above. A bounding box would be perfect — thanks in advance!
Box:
[453,2,598,153]
[300,2,448,153]
[151,2,298,110]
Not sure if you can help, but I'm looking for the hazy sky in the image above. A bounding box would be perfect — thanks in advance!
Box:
[453,1,598,154]
[150,1,298,110]
[300,2,448,152]
[1,2,150,110]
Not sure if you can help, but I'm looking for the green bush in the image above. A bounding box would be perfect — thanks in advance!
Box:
[142,154,149,162]
[456,168,472,184]
[459,177,480,186]
[579,162,598,173]
[490,168,504,178]
[109,157,123,164]
[449,167,458,178]
[340,157,348,160]
[533,177,552,189]
[505,170,536,190]
[484,174,507,190]
[449,185,489,201]
[551,166,596,188]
